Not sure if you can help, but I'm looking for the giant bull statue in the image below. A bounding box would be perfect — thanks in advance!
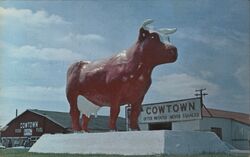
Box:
[66,19,178,132]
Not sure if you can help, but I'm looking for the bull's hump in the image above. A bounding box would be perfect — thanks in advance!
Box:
[78,60,106,81]
[80,60,91,64]
[113,50,129,63]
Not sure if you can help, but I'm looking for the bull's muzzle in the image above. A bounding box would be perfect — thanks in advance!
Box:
[166,45,178,63]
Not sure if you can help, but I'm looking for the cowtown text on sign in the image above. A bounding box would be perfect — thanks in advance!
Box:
[139,98,202,123]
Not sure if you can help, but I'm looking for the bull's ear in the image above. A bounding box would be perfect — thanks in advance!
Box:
[138,27,149,42]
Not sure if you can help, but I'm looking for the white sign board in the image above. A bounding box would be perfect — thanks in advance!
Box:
[139,98,202,123]
[20,121,38,129]
[24,129,33,136]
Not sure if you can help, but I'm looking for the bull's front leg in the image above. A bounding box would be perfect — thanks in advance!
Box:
[109,104,120,131]
[130,99,143,131]
[67,93,81,131]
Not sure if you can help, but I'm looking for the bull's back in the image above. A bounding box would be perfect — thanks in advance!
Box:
[66,61,89,93]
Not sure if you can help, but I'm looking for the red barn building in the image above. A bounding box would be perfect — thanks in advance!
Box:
[0,109,125,147]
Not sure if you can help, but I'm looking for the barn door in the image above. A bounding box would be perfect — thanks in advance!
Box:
[211,127,222,139]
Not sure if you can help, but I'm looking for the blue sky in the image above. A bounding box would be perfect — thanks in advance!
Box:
[0,0,249,126]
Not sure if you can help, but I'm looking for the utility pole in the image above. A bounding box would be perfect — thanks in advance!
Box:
[195,88,213,117]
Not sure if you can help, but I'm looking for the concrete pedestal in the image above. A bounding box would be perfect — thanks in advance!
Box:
[29,130,229,155]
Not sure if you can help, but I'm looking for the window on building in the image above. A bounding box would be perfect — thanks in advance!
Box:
[148,122,172,130]
[211,127,222,139]
[36,128,43,133]
[15,129,21,133]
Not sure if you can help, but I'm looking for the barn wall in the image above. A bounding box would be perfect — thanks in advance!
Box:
[0,111,68,147]
[231,121,250,150]
[1,111,66,137]
[172,119,200,131]
[137,115,250,150]
[2,111,44,137]
[199,117,232,144]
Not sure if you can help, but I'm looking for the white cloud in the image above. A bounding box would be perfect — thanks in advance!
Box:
[152,73,219,100]
[0,84,68,126]
[234,63,250,92]
[151,73,249,114]
[0,7,70,28]
[176,27,249,51]
[0,103,16,127]
[55,32,113,61]
[200,70,214,79]
[11,45,82,62]
[58,33,108,57]
[1,85,66,102]
[61,33,105,43]
[0,7,108,62]
[177,28,225,48]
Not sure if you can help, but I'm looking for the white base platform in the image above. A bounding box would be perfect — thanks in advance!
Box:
[29,130,229,155]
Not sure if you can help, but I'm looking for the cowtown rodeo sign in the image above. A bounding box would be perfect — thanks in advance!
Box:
[139,98,202,123]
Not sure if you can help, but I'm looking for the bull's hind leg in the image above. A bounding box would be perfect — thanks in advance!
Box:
[109,104,120,131]
[77,95,100,132]
[67,93,81,131]
[81,114,90,132]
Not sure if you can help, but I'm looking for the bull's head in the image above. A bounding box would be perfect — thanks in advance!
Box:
[137,19,178,66]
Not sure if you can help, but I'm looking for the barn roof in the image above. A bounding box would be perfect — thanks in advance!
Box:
[29,109,126,131]
[20,109,126,132]
[29,109,71,129]
[202,108,250,125]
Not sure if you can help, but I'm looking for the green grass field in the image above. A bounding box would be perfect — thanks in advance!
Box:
[0,149,249,157]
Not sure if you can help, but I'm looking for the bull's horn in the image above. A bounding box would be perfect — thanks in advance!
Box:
[158,28,177,35]
[142,19,154,29]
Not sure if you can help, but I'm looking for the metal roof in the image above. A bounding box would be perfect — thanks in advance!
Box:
[20,109,126,132]
[29,109,126,131]
[29,109,71,129]
[202,108,250,126]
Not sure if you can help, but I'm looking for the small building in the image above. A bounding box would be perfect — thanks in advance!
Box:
[126,98,250,150]
[173,108,250,150]
[0,109,125,147]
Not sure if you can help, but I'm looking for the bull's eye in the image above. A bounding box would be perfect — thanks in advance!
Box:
[150,33,159,40]
[142,33,145,37]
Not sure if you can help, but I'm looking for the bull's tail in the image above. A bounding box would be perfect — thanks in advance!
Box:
[67,61,89,78]
[66,61,90,94]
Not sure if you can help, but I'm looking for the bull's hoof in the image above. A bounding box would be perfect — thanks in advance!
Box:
[109,129,117,132]
[130,129,140,131]
[80,130,89,133]
[72,127,82,132]
[130,127,140,131]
